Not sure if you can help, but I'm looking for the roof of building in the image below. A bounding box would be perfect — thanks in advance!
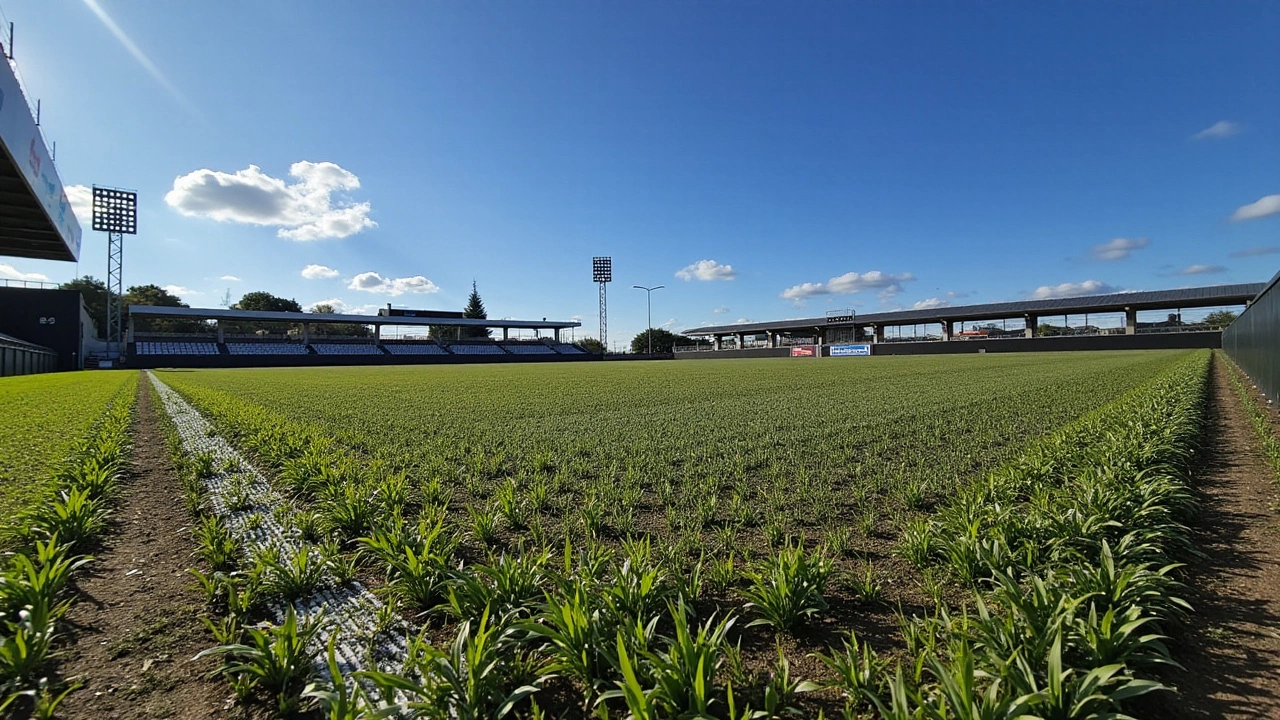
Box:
[128,305,581,330]
[686,282,1266,336]
[0,58,81,262]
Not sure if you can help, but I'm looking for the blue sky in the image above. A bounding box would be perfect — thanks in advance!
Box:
[1,1,1277,347]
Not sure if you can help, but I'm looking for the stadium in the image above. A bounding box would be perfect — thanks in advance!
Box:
[1,4,1279,720]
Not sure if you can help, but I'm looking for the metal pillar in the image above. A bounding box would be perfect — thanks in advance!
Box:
[1125,308,1137,335]
[106,231,123,358]
[599,282,608,350]
[554,328,561,342]
[1024,315,1036,338]
[502,327,509,341]
[941,320,953,341]
[216,320,224,344]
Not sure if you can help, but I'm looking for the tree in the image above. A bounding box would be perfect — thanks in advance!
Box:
[235,291,303,313]
[122,284,206,333]
[461,281,492,339]
[310,303,370,337]
[1201,310,1238,328]
[575,337,606,354]
[631,328,681,354]
[60,276,114,337]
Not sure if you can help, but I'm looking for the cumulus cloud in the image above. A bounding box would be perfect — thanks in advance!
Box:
[65,185,93,224]
[1194,121,1241,139]
[219,275,242,282]
[164,161,376,240]
[912,298,950,310]
[781,270,915,300]
[347,271,440,296]
[1230,194,1280,222]
[1176,264,1226,275]
[1229,246,1280,258]
[0,264,50,282]
[675,259,736,281]
[163,284,199,298]
[1029,280,1120,300]
[301,264,340,280]
[1091,237,1150,261]
[713,306,729,314]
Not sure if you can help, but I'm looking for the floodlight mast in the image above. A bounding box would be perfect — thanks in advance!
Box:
[91,187,138,364]
[632,285,664,354]
[592,257,612,350]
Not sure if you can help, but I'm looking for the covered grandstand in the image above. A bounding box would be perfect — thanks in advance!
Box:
[683,283,1264,357]
[126,305,593,368]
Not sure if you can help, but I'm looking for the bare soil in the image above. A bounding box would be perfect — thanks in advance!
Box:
[55,378,240,720]
[1152,354,1280,718]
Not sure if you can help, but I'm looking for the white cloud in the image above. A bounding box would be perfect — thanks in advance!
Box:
[1230,194,1280,222]
[658,318,679,330]
[781,270,915,300]
[1029,280,1120,300]
[713,306,729,314]
[164,161,376,240]
[219,275,242,282]
[912,298,950,310]
[301,264,340,280]
[163,284,199,298]
[675,259,736,281]
[1194,120,1241,139]
[65,185,93,224]
[0,264,50,282]
[347,271,440,296]
[733,318,753,324]
[1091,237,1150,261]
[1229,246,1280,258]
[1176,264,1226,275]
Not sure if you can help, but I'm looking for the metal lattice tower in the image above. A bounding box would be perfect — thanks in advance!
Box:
[92,187,138,360]
[593,257,611,350]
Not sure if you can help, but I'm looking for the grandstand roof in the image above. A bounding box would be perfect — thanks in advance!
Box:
[0,57,81,262]
[686,282,1266,335]
[128,305,581,330]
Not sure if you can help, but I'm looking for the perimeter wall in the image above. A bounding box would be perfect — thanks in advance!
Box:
[1222,270,1279,401]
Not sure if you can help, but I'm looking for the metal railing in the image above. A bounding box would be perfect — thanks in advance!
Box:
[1223,272,1279,402]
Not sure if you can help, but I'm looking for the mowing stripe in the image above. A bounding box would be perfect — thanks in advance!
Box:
[147,370,407,678]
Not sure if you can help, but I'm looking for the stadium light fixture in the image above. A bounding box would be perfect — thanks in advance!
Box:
[92,186,138,364]
[633,284,664,354]
[593,257,612,350]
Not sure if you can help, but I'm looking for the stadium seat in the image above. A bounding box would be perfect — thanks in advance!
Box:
[447,343,509,355]
[552,344,585,354]
[226,343,310,355]
[384,343,450,355]
[311,344,384,355]
[501,343,558,355]
[135,341,220,355]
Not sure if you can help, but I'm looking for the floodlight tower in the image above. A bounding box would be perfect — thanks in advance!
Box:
[593,257,611,350]
[92,187,138,360]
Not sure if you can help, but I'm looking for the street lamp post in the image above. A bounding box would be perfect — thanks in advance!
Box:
[632,285,664,354]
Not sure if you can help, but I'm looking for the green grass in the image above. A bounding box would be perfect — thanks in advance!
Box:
[0,371,134,545]
[160,351,1190,548]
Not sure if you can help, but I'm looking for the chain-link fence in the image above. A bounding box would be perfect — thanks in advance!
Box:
[1222,271,1279,401]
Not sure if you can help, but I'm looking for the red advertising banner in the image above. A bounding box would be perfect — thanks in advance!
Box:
[790,345,816,357]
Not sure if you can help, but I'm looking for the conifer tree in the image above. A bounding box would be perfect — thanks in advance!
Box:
[462,281,492,338]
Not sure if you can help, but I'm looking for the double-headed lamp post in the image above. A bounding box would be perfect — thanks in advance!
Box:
[632,284,664,354]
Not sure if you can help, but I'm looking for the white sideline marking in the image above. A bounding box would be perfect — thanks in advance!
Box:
[147,371,408,679]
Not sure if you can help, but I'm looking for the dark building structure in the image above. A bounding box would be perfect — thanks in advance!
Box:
[0,287,93,371]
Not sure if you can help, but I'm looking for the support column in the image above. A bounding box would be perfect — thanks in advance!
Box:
[769,332,779,348]
[941,320,954,341]
[815,328,825,349]
[872,324,885,343]
[735,333,744,350]
[713,335,723,350]
[502,327,509,341]
[1124,307,1136,335]
[216,320,224,344]
[303,323,311,344]
[554,328,561,342]
[374,325,381,341]
[1024,315,1036,338]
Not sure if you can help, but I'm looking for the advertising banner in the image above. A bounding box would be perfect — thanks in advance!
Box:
[790,345,816,357]
[0,60,81,260]
[830,344,872,357]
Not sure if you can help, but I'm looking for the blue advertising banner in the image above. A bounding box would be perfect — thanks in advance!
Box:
[830,344,872,357]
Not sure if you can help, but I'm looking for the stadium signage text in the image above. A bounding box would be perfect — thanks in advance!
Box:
[790,346,816,357]
[830,344,872,357]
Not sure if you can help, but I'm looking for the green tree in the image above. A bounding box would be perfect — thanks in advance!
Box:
[630,327,681,354]
[122,284,206,333]
[1201,310,1238,328]
[235,291,303,313]
[310,303,370,338]
[461,281,492,339]
[574,337,606,354]
[59,276,114,337]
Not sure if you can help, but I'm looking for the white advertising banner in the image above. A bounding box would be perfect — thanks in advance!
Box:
[0,59,81,261]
